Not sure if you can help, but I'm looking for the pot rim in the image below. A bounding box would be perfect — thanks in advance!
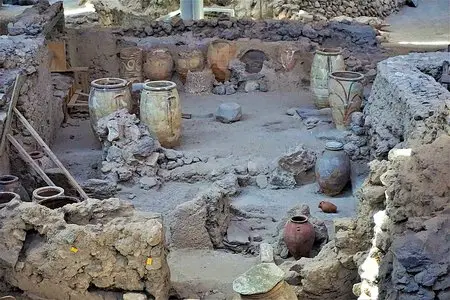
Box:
[0,175,19,184]
[29,151,45,160]
[143,80,177,91]
[325,141,344,151]
[329,71,365,81]
[290,215,309,223]
[315,47,342,56]
[32,186,65,201]
[0,191,20,204]
[120,47,143,57]
[39,196,80,209]
[91,78,129,89]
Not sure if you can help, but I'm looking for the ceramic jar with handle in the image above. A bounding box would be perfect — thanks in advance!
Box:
[140,81,182,148]
[328,71,365,130]
[315,141,351,196]
[283,215,315,259]
[310,48,345,108]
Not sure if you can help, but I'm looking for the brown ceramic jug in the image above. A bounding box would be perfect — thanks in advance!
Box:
[319,201,337,213]
[175,49,205,83]
[283,215,315,259]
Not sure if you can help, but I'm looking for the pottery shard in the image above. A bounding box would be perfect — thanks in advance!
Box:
[278,144,317,175]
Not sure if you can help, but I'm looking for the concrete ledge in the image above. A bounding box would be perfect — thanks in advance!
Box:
[365,52,450,158]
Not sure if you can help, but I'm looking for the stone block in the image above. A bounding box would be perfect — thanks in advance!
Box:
[215,102,242,123]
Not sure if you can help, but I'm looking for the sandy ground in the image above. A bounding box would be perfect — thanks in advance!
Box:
[385,0,450,46]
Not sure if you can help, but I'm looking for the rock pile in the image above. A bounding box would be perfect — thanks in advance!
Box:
[96,109,204,184]
[271,0,402,19]
[0,198,170,299]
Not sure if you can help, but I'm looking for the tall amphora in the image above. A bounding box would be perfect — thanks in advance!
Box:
[140,81,182,148]
[328,71,364,130]
[310,48,345,108]
[88,78,133,137]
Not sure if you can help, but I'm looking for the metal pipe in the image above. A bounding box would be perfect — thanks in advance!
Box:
[180,0,204,21]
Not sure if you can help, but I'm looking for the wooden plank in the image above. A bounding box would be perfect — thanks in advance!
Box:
[7,134,55,186]
[0,74,25,156]
[48,41,67,72]
[13,108,88,200]
[67,92,80,108]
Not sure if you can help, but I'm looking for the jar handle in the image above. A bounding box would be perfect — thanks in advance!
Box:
[166,96,177,135]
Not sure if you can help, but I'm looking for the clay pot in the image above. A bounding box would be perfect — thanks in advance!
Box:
[89,78,133,136]
[29,151,53,170]
[32,186,65,203]
[0,175,30,202]
[283,215,315,259]
[0,192,21,210]
[143,49,174,81]
[315,141,350,196]
[207,40,237,82]
[310,48,345,108]
[175,49,205,83]
[140,81,182,148]
[39,196,80,209]
[119,47,143,84]
[328,71,365,130]
[319,201,337,213]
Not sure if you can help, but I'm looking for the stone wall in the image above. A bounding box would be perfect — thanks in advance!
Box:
[271,0,405,19]
[364,52,450,159]
[0,1,65,175]
[0,198,170,299]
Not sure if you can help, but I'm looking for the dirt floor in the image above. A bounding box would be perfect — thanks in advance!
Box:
[52,90,364,297]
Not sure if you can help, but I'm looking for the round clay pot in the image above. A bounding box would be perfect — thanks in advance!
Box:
[283,215,315,259]
[39,196,80,209]
[319,201,337,213]
[32,186,65,203]
[143,49,174,81]
[175,49,205,83]
[207,39,237,82]
[315,141,350,196]
[29,151,53,170]
[0,192,21,210]
[0,175,30,202]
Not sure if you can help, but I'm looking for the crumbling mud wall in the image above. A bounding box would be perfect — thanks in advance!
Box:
[0,198,170,300]
[0,1,65,159]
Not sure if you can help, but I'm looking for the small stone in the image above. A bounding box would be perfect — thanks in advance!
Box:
[139,177,158,190]
[216,102,242,123]
[244,80,260,93]
[117,167,133,181]
[252,234,263,242]
[256,174,268,189]
[304,117,320,129]
[280,247,289,259]
[225,84,236,95]
[123,293,147,300]
[259,80,269,92]
[260,243,274,263]
[351,112,365,126]
[286,108,297,116]
[213,84,226,95]
[128,193,136,199]
[167,161,178,170]
[145,152,159,167]
[164,149,182,160]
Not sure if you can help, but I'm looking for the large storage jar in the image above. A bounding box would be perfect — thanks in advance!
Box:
[310,48,345,108]
[88,78,133,136]
[119,47,143,83]
[207,40,236,82]
[140,81,182,148]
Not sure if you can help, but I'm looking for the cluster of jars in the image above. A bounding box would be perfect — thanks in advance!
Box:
[310,48,365,130]
[89,40,237,149]
[0,174,79,210]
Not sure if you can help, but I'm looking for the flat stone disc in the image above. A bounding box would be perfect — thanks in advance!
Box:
[232,263,284,295]
[325,141,344,151]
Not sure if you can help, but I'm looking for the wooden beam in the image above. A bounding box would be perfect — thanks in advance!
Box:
[13,108,88,200]
[0,74,25,156]
[7,134,55,187]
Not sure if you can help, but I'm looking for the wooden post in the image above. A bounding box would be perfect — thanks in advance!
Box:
[13,108,88,200]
